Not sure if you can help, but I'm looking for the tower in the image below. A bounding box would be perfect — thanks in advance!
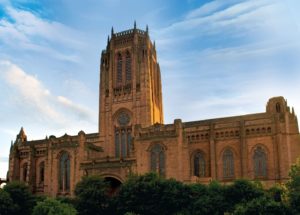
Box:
[99,23,164,158]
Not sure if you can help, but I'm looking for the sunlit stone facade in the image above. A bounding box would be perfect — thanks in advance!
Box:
[8,25,300,196]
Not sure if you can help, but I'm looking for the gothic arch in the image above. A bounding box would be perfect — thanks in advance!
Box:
[251,144,269,178]
[100,173,125,183]
[57,151,71,193]
[125,50,132,82]
[220,147,236,179]
[148,143,166,176]
[113,108,133,158]
[116,52,123,85]
[190,150,208,177]
[38,161,45,184]
[112,108,133,126]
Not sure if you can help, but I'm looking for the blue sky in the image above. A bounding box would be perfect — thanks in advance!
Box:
[0,0,300,178]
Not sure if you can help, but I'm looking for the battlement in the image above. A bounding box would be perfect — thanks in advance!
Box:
[113,28,147,38]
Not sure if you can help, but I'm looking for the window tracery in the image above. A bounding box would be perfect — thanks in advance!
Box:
[193,152,206,177]
[125,51,131,81]
[115,112,132,158]
[223,149,234,178]
[59,152,70,192]
[253,146,267,178]
[117,53,122,84]
[150,144,165,176]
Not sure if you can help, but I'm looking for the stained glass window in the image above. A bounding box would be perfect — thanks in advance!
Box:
[59,152,70,192]
[125,51,131,81]
[150,144,165,176]
[223,149,234,178]
[194,152,206,177]
[117,53,122,84]
[253,146,267,177]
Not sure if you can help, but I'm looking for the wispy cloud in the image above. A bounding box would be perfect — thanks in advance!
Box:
[0,6,83,62]
[0,60,96,126]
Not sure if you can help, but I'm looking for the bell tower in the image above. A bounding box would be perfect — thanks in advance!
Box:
[98,23,163,158]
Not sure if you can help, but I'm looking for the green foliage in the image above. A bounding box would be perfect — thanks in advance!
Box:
[186,181,228,215]
[267,184,285,202]
[0,189,15,215]
[116,173,190,215]
[74,175,110,215]
[225,179,265,211]
[3,181,35,215]
[233,197,291,215]
[286,157,300,213]
[32,198,77,215]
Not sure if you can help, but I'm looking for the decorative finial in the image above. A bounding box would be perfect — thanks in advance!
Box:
[111,26,114,35]
[134,20,136,29]
[292,107,295,115]
[153,40,156,48]
[107,35,110,43]
[146,24,149,33]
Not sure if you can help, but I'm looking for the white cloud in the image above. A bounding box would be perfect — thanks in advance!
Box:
[0,60,96,126]
[0,6,83,62]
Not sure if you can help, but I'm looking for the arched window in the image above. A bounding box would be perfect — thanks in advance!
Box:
[150,144,165,176]
[39,161,45,183]
[253,146,267,178]
[117,53,122,84]
[115,112,132,158]
[115,128,132,158]
[194,152,206,177]
[125,51,131,81]
[276,103,281,113]
[223,149,234,178]
[59,152,70,192]
[22,163,28,182]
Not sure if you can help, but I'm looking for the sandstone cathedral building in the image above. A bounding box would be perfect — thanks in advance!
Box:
[8,24,300,196]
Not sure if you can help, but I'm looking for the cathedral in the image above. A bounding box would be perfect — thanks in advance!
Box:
[8,24,300,197]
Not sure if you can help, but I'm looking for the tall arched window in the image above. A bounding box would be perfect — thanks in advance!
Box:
[115,112,132,158]
[39,161,45,183]
[59,152,70,192]
[223,149,234,178]
[150,144,165,176]
[125,51,131,81]
[253,146,267,178]
[276,103,281,113]
[117,53,122,84]
[194,152,206,177]
[22,162,28,182]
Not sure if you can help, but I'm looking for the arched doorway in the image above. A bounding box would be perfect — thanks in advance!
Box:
[104,177,122,196]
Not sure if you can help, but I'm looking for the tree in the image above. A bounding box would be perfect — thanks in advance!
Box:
[74,175,110,215]
[225,179,265,212]
[286,157,300,213]
[32,198,77,215]
[3,181,35,215]
[0,189,15,215]
[233,197,291,215]
[116,173,191,215]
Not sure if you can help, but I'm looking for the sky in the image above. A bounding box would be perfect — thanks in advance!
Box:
[0,0,300,178]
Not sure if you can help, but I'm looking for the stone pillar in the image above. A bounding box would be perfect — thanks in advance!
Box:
[210,124,217,179]
[240,120,248,178]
